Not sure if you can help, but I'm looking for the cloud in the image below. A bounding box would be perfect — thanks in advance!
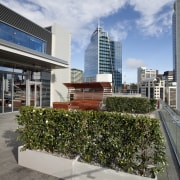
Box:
[125,58,146,69]
[1,0,128,48]
[129,0,174,36]
[123,58,146,83]
[1,0,173,82]
[109,21,131,41]
[1,0,173,46]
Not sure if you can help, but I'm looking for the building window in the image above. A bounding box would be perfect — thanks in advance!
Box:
[0,22,46,53]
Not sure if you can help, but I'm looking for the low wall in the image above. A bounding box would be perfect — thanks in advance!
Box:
[18,146,156,180]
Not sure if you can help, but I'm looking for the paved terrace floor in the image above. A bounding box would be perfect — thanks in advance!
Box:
[0,111,180,180]
[0,112,59,180]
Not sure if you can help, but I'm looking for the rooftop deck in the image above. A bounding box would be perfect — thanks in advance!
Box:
[0,108,180,179]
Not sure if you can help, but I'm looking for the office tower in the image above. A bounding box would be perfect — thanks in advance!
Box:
[84,26,122,92]
[176,0,180,111]
[71,68,83,83]
[173,3,177,81]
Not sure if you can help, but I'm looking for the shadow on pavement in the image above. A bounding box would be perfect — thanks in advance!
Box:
[3,130,23,162]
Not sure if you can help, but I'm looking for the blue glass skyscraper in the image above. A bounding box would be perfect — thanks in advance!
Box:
[173,3,177,82]
[84,26,122,92]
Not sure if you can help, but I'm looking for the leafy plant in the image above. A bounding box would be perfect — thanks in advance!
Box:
[16,106,166,178]
[105,97,157,113]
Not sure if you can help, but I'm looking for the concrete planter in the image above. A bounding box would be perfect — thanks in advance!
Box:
[18,146,157,180]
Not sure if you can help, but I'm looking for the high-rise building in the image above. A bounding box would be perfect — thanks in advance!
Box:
[71,68,83,83]
[140,78,165,101]
[163,71,174,82]
[137,67,158,84]
[173,3,177,82]
[137,67,157,84]
[176,0,180,111]
[84,26,122,92]
[137,67,157,93]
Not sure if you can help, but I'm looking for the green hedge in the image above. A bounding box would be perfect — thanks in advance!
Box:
[105,97,157,113]
[16,106,166,177]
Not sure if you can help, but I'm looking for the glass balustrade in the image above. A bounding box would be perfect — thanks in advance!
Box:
[160,100,180,165]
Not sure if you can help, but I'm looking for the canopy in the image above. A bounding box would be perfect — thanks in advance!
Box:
[64,82,112,89]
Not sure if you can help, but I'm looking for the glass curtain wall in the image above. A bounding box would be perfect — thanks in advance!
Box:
[84,28,99,82]
[0,74,3,113]
[0,22,47,53]
[0,68,50,113]
[0,69,26,113]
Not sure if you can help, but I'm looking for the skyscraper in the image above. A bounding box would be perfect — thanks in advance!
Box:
[84,26,122,92]
[173,3,177,82]
[71,68,83,83]
[176,0,180,111]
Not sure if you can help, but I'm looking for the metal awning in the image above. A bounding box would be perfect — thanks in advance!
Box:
[0,39,69,71]
[64,82,112,89]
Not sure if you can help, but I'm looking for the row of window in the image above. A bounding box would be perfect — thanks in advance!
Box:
[99,46,111,51]
[0,22,47,53]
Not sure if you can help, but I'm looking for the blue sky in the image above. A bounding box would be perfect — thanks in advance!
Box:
[1,0,175,83]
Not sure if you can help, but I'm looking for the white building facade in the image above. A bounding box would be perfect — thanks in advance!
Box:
[137,67,157,94]
[137,67,157,83]
[140,78,165,101]
[0,4,71,113]
[165,82,177,109]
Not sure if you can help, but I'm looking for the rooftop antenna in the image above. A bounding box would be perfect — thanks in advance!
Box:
[98,18,101,28]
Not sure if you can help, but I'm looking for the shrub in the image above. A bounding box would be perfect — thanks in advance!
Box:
[16,106,166,178]
[105,97,157,113]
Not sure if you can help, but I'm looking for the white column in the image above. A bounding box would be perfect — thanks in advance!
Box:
[26,71,31,106]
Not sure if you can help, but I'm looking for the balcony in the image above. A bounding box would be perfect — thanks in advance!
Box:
[157,101,180,180]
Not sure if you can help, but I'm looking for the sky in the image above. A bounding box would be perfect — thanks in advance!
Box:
[1,0,175,83]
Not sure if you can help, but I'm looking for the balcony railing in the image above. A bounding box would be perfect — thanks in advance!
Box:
[159,100,180,166]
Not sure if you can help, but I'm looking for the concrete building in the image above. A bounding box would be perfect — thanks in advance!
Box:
[84,25,122,93]
[71,68,83,83]
[163,71,174,82]
[0,4,71,113]
[137,67,157,83]
[165,82,177,109]
[137,67,157,93]
[140,78,165,101]
[162,71,176,109]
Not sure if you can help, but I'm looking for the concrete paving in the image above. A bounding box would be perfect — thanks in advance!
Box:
[0,111,180,180]
[0,112,60,180]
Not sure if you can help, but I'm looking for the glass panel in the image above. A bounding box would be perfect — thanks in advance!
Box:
[4,74,12,113]
[30,84,35,106]
[161,101,180,164]
[42,79,50,107]
[177,125,180,159]
[36,84,41,107]
[0,22,46,53]
[29,83,41,107]
[0,74,3,113]
[13,74,26,111]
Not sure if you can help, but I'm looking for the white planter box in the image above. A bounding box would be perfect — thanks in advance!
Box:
[18,146,157,180]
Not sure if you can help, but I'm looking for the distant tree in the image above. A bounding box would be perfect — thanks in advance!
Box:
[130,83,137,90]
